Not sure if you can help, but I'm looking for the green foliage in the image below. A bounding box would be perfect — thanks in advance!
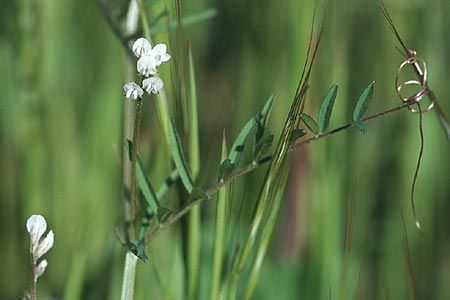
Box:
[300,113,319,134]
[353,81,375,133]
[229,95,274,166]
[168,119,194,193]
[318,84,338,132]
[2,1,450,300]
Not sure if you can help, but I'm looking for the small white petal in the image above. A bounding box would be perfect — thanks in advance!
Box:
[26,215,47,250]
[132,38,152,58]
[142,77,164,95]
[123,82,144,100]
[150,44,171,66]
[36,259,48,278]
[137,56,157,77]
[35,230,54,260]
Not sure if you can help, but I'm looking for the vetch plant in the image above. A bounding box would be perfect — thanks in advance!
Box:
[95,1,450,299]
[25,215,54,300]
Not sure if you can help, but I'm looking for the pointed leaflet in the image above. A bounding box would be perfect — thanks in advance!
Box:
[318,84,338,132]
[229,95,274,166]
[300,113,319,134]
[353,81,375,133]
[168,119,194,193]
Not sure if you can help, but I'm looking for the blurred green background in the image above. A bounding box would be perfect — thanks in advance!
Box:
[1,0,450,299]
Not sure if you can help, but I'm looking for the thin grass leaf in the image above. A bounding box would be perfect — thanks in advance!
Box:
[229,96,274,166]
[210,134,230,300]
[300,113,319,134]
[149,8,217,34]
[168,119,194,193]
[318,84,338,132]
[353,81,375,132]
[187,39,200,179]
[244,165,289,299]
[229,16,324,299]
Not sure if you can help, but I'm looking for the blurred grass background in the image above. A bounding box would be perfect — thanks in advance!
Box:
[1,0,450,299]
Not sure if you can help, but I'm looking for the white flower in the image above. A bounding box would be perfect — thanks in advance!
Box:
[36,259,48,278]
[142,77,164,94]
[123,82,144,100]
[150,44,171,66]
[137,56,157,77]
[35,230,54,260]
[26,214,54,259]
[132,37,152,58]
[27,215,47,253]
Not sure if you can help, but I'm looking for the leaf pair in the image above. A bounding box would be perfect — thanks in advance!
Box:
[299,84,338,136]
[298,82,374,137]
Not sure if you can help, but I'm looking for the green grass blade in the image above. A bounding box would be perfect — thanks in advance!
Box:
[229,95,274,166]
[229,19,324,299]
[353,81,375,132]
[300,113,319,134]
[244,166,290,299]
[187,39,200,179]
[187,39,201,300]
[210,133,229,300]
[149,8,218,34]
[318,84,338,132]
[168,119,194,193]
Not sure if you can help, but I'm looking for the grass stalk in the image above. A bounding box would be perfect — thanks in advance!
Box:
[186,38,201,300]
[120,251,139,300]
[210,131,229,300]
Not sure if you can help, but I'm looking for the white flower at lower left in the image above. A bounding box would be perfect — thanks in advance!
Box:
[123,82,144,100]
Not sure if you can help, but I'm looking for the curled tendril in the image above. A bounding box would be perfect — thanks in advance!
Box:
[395,50,434,113]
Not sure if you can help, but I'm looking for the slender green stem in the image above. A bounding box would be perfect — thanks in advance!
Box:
[120,252,139,300]
[130,98,144,239]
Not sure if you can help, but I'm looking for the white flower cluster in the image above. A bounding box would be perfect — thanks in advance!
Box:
[26,215,54,279]
[123,37,171,100]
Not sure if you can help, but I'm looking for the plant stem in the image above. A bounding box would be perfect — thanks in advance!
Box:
[145,100,415,243]
[130,98,144,239]
[30,253,36,300]
[120,251,139,300]
[289,101,414,150]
